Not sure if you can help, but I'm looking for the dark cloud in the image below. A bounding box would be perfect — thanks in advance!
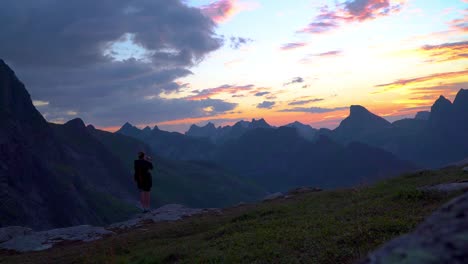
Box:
[280,42,308,50]
[299,0,406,34]
[230,37,253,49]
[0,0,227,126]
[279,106,347,113]
[254,92,271,97]
[284,77,305,86]
[288,98,324,106]
[257,101,276,109]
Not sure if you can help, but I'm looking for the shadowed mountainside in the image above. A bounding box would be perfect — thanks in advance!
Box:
[0,60,265,230]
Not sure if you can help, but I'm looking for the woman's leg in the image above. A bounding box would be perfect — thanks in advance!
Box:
[140,191,145,210]
[146,191,151,210]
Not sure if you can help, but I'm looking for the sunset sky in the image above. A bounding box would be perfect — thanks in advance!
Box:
[1,0,467,132]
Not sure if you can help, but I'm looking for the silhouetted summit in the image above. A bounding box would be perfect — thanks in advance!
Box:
[453,89,468,120]
[333,105,392,141]
[250,118,271,129]
[64,118,87,130]
[0,59,46,126]
[186,122,218,139]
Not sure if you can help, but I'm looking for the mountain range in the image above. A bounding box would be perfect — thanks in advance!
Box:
[0,60,265,230]
[1,57,466,230]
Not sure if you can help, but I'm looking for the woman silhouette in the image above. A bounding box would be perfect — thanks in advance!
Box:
[134,152,153,213]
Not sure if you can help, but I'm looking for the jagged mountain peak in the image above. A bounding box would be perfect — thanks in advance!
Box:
[0,59,46,125]
[430,95,453,118]
[250,118,270,128]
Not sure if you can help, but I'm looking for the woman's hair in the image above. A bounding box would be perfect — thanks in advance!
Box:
[138,152,145,159]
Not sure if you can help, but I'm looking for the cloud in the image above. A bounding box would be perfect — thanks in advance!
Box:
[449,10,467,32]
[279,106,348,113]
[187,84,255,100]
[299,0,406,34]
[0,0,227,127]
[300,50,343,63]
[316,50,343,57]
[288,98,324,106]
[254,92,270,97]
[230,37,253,49]
[284,77,305,86]
[257,101,276,109]
[420,41,468,62]
[280,42,308,51]
[201,0,238,23]
[375,70,468,92]
[201,0,259,23]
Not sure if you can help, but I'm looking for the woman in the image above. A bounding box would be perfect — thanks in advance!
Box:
[134,152,153,213]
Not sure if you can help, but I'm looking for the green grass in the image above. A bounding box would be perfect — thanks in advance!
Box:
[1,166,467,264]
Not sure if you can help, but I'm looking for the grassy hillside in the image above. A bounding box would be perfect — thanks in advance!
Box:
[1,166,467,264]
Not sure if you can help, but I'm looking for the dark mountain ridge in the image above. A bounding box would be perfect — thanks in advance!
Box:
[0,60,264,230]
[327,89,468,168]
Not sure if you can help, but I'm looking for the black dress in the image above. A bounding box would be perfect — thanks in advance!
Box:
[134,159,153,192]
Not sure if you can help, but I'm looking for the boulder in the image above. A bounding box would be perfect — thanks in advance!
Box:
[0,226,33,243]
[0,225,114,252]
[361,192,468,263]
[262,192,284,201]
[288,187,323,195]
[463,167,468,173]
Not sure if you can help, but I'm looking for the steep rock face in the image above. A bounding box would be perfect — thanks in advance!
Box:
[0,61,138,230]
[0,60,46,127]
[333,105,392,141]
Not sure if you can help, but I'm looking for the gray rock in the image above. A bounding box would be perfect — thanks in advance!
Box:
[262,192,284,201]
[287,187,323,195]
[362,192,468,264]
[109,204,220,230]
[463,167,468,173]
[0,225,114,252]
[0,226,33,243]
[419,182,468,192]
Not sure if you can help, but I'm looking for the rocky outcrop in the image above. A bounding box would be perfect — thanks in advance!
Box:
[419,182,468,192]
[0,225,113,252]
[0,204,220,252]
[109,204,220,230]
[362,192,468,264]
